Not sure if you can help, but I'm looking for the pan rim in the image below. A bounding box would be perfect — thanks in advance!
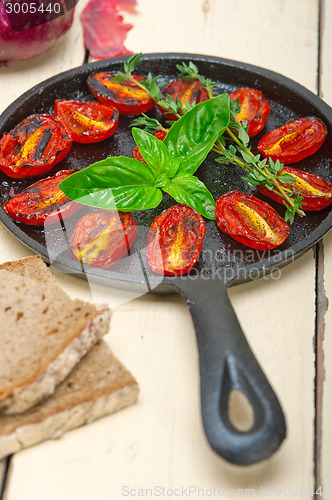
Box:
[0,52,331,289]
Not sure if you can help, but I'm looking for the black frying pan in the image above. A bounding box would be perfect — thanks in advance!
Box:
[0,54,331,466]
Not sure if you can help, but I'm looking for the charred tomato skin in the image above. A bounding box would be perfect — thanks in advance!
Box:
[0,114,72,179]
[229,87,270,137]
[147,204,206,276]
[69,210,137,269]
[158,78,210,121]
[132,130,168,162]
[215,190,290,250]
[257,116,328,164]
[86,72,155,115]
[3,170,80,225]
[257,166,332,211]
[54,100,119,143]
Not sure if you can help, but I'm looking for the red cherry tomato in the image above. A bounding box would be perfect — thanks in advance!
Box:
[257,166,332,211]
[158,78,209,121]
[215,191,290,250]
[3,170,81,226]
[87,72,155,115]
[132,130,168,162]
[54,100,119,143]
[257,116,328,164]
[69,210,137,269]
[229,87,270,137]
[0,114,72,179]
[147,204,206,276]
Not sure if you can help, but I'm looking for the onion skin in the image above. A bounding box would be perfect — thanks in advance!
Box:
[0,1,75,62]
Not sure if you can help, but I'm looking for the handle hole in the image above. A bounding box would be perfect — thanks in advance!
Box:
[228,389,254,432]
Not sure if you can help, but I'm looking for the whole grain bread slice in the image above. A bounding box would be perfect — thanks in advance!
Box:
[0,257,111,415]
[0,254,55,286]
[0,339,139,460]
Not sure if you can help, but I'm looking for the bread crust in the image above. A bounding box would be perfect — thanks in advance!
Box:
[0,340,139,459]
[0,308,111,415]
[0,257,111,414]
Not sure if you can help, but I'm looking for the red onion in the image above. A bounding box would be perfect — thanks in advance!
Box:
[0,1,75,62]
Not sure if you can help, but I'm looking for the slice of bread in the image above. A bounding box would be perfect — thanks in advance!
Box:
[0,257,111,415]
[0,254,55,286]
[0,339,139,460]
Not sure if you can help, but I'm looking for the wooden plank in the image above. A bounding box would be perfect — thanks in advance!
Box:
[0,1,86,116]
[0,460,6,499]
[125,0,318,90]
[320,0,332,491]
[0,2,88,497]
[1,0,323,498]
[0,0,88,265]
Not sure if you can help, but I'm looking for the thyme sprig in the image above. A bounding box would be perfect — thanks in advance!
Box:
[111,53,164,103]
[119,54,305,223]
[130,114,168,134]
[176,61,217,97]
[213,137,306,224]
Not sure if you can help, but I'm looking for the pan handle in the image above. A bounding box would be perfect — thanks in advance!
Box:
[176,277,286,465]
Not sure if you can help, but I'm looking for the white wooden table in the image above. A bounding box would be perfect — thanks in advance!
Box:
[0,0,331,498]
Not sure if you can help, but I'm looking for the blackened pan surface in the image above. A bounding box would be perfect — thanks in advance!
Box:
[0,53,331,288]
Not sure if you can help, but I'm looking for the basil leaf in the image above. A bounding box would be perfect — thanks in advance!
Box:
[132,127,171,175]
[165,158,181,178]
[163,93,230,175]
[59,156,162,211]
[163,174,216,220]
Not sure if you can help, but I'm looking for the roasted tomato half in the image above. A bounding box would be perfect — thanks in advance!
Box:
[158,78,209,121]
[132,130,168,162]
[54,100,119,143]
[257,116,328,164]
[0,114,72,179]
[257,166,332,211]
[69,210,137,269]
[147,204,206,276]
[87,72,155,115]
[215,191,290,250]
[229,87,270,137]
[3,170,81,225]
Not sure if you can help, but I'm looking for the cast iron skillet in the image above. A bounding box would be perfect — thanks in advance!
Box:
[0,54,331,466]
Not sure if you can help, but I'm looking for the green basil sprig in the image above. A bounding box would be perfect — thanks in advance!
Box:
[59,93,230,220]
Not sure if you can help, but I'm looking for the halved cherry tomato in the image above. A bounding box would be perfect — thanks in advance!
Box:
[158,78,209,121]
[257,166,332,211]
[3,170,81,225]
[215,191,290,250]
[132,130,168,162]
[229,87,270,137]
[0,114,72,179]
[69,210,137,269]
[87,72,155,115]
[54,100,119,143]
[257,116,328,164]
[147,204,206,276]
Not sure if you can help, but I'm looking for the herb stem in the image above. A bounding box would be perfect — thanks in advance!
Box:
[126,75,150,93]
[261,165,305,216]
[226,126,252,154]
[213,141,250,171]
[126,74,183,119]
[214,140,305,218]
[225,119,306,218]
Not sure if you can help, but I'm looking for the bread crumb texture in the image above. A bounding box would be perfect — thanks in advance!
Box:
[0,341,139,459]
[0,265,111,414]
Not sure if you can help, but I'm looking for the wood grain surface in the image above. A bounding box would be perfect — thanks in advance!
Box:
[0,0,331,498]
[320,0,332,492]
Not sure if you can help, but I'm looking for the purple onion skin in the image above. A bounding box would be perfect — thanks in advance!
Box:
[0,2,75,62]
